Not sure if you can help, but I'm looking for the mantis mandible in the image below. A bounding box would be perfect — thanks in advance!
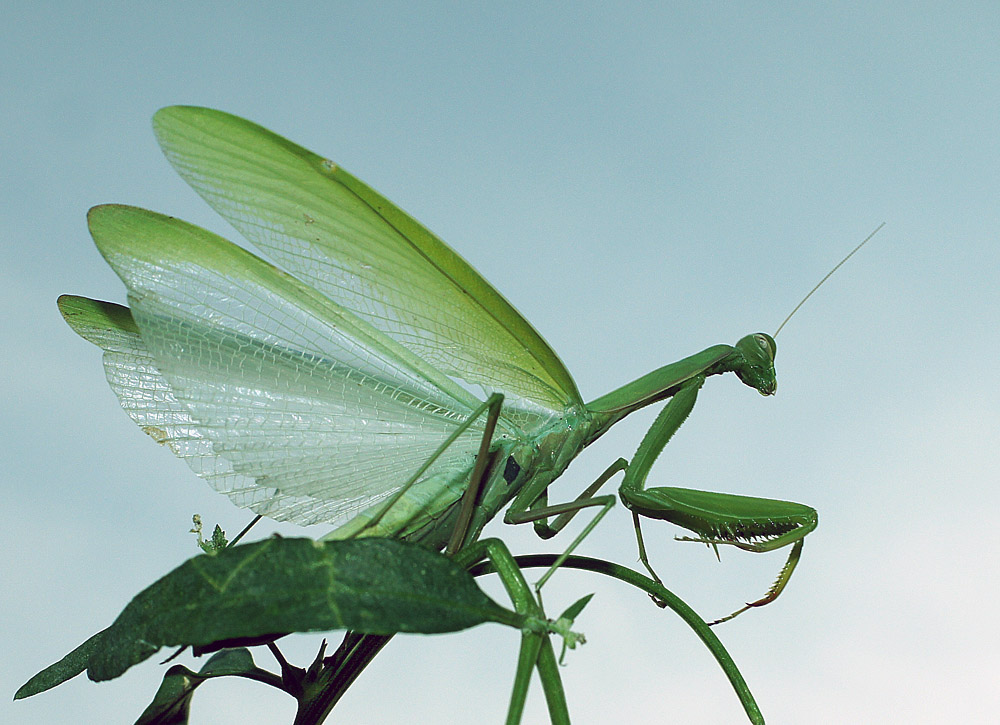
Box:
[59,106,866,627]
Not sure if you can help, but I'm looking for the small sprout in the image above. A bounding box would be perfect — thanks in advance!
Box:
[207,525,228,552]
[554,593,593,664]
[191,514,228,554]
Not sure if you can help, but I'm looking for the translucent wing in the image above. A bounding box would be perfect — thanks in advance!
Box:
[72,205,490,528]
[152,106,581,432]
[58,295,266,510]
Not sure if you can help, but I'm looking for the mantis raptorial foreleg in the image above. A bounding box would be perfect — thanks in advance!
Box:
[706,539,803,625]
[617,376,818,623]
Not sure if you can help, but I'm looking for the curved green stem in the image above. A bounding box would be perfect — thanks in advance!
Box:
[455,539,569,724]
[535,634,571,725]
[227,665,286,691]
[506,633,544,725]
[469,554,765,725]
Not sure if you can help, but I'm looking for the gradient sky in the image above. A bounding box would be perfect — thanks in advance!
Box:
[3,3,998,723]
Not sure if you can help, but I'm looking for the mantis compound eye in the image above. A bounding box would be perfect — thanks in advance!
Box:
[753,333,776,360]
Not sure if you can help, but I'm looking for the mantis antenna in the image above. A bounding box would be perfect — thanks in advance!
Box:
[774,222,885,337]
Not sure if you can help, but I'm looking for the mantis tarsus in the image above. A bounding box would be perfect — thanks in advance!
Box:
[57,105,874,719]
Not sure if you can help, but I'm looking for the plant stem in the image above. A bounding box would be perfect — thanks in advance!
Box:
[291,633,393,725]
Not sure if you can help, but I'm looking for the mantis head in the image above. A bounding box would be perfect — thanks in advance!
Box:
[733,333,777,396]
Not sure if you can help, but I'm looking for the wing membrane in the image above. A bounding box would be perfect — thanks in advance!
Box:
[152,106,581,431]
[58,294,250,487]
[74,206,489,527]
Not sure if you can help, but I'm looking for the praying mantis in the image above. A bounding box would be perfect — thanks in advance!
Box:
[59,106,856,633]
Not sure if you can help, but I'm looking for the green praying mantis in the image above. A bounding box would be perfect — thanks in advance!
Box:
[58,106,871,635]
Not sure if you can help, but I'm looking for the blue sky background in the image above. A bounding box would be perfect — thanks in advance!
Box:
[3,3,998,723]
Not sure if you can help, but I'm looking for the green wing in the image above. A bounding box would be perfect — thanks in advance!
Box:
[152,106,581,430]
[58,294,261,506]
[62,206,491,528]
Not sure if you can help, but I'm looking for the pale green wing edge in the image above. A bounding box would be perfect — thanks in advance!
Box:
[152,106,583,417]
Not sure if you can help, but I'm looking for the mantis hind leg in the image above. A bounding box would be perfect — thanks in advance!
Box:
[446,394,505,555]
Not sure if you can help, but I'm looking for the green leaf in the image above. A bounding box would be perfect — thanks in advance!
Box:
[558,593,594,624]
[14,628,107,699]
[87,537,519,681]
[134,665,196,725]
[193,647,258,677]
[134,649,260,725]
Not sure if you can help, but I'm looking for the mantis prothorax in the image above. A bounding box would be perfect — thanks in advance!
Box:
[58,107,875,632]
